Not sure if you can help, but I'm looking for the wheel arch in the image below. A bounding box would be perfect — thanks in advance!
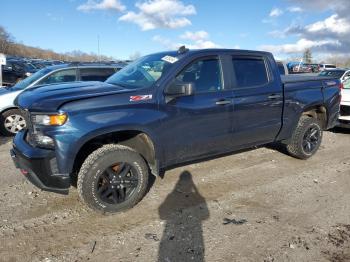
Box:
[71,129,159,184]
[301,105,328,129]
[0,106,20,115]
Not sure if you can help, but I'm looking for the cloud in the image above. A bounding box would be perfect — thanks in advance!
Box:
[269,8,283,17]
[260,38,341,54]
[119,0,196,31]
[180,31,209,41]
[287,6,303,13]
[262,0,350,57]
[77,0,126,12]
[153,30,220,50]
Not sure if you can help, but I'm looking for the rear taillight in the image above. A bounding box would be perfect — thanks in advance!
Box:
[340,83,344,89]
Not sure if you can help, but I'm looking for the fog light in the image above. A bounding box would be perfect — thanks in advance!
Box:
[35,134,55,148]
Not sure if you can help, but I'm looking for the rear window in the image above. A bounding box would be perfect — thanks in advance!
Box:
[80,68,116,82]
[325,65,336,69]
[232,58,269,88]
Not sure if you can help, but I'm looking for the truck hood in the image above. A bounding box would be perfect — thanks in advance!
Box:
[15,81,130,112]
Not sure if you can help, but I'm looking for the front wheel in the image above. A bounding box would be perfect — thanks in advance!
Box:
[286,116,323,159]
[77,144,149,214]
[0,109,26,136]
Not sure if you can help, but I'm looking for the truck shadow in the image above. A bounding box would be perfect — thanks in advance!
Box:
[329,127,350,134]
[158,170,209,262]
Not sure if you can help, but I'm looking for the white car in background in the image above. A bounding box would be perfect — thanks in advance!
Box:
[319,64,337,71]
[339,78,350,127]
[0,64,120,136]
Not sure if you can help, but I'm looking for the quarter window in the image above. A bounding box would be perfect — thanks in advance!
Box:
[176,58,222,93]
[232,58,269,88]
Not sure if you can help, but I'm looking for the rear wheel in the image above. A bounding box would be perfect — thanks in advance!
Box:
[286,116,322,159]
[0,109,26,136]
[77,144,149,214]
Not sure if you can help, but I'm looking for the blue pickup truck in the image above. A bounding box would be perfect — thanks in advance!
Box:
[11,48,341,213]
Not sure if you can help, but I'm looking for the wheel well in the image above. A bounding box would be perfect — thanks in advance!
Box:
[71,131,157,185]
[302,106,327,129]
[1,107,20,115]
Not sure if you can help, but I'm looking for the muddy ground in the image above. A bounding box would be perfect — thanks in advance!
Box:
[0,129,350,262]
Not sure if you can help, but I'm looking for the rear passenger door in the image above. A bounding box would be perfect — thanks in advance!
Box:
[78,68,116,82]
[230,56,283,146]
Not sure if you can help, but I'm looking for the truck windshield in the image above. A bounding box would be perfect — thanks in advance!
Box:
[106,53,176,89]
[11,67,52,91]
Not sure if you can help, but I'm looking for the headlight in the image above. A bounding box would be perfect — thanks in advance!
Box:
[25,72,32,77]
[32,113,68,126]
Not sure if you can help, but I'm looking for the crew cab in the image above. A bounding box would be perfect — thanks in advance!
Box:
[11,48,341,213]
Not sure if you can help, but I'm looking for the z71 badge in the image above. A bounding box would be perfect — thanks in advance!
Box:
[130,95,153,102]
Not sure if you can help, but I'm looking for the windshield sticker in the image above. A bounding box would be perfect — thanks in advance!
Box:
[130,95,153,102]
[161,55,179,64]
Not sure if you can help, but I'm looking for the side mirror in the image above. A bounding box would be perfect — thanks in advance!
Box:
[164,82,195,97]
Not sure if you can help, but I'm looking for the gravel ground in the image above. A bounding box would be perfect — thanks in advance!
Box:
[0,129,350,262]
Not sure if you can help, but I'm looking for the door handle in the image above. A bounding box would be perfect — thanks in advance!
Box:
[268,94,282,100]
[215,99,232,105]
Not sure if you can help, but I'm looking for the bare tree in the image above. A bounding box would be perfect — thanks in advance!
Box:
[0,26,13,54]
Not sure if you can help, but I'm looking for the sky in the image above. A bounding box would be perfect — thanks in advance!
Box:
[2,0,349,60]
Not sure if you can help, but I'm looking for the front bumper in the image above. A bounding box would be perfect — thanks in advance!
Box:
[11,131,70,194]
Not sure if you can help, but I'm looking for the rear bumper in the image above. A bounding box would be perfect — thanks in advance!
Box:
[338,104,350,128]
[11,131,70,195]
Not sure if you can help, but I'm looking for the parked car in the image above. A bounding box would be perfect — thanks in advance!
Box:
[0,63,121,136]
[318,69,350,83]
[11,48,341,213]
[319,64,337,71]
[276,60,288,75]
[2,60,38,86]
[338,78,350,127]
[304,63,320,73]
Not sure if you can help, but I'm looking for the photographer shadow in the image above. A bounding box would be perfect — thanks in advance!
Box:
[158,171,209,262]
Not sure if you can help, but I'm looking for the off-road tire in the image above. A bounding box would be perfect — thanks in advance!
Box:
[286,116,323,159]
[77,144,149,214]
[0,109,26,136]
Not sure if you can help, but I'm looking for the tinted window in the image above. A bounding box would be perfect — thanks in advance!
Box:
[277,63,285,75]
[80,68,116,82]
[232,58,268,88]
[39,69,76,85]
[325,65,336,69]
[176,58,222,93]
[106,53,174,89]
[318,70,345,78]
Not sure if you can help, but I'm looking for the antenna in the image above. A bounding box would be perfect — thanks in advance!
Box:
[178,45,189,54]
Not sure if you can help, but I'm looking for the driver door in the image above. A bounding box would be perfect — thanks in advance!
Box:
[159,56,234,165]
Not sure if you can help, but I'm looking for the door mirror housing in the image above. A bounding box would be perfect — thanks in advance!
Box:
[164,82,195,97]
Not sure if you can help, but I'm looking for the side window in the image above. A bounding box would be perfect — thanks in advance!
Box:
[176,58,222,93]
[39,69,77,85]
[80,68,116,82]
[232,58,269,88]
